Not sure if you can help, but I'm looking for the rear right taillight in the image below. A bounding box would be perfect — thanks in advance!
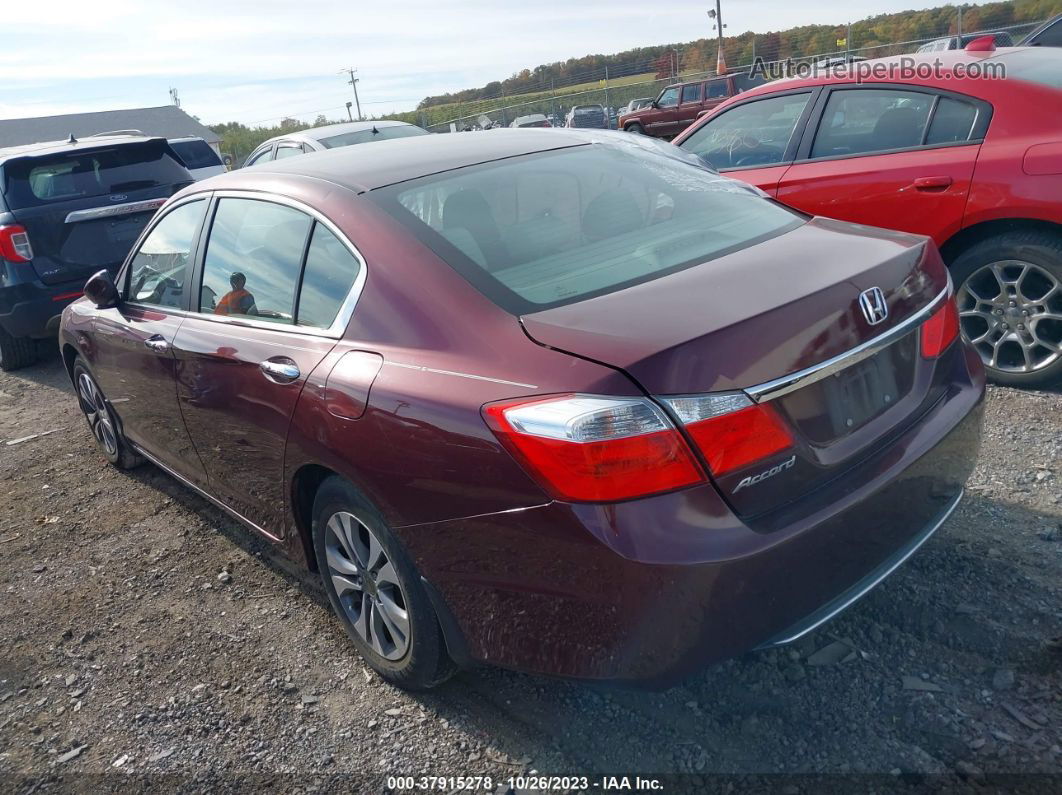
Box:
[920,297,959,358]
[0,224,33,262]
[663,392,794,476]
[482,394,704,502]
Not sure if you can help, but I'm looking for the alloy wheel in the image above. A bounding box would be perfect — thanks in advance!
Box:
[324,511,411,661]
[77,372,118,457]
[956,259,1062,374]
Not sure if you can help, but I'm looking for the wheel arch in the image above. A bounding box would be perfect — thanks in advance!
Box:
[289,462,339,573]
[61,343,79,384]
[940,218,1062,265]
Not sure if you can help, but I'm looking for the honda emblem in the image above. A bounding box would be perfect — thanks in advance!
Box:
[858,287,889,326]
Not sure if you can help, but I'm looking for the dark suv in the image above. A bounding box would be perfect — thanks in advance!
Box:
[619,74,764,138]
[0,134,191,370]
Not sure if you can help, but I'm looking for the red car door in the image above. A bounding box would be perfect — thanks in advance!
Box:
[775,86,987,243]
[89,197,209,484]
[171,195,363,536]
[647,86,681,137]
[674,89,819,195]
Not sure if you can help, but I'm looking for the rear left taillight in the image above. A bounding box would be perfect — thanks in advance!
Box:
[921,297,959,358]
[0,224,33,262]
[482,394,704,502]
[662,393,794,476]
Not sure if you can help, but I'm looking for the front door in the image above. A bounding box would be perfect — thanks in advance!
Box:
[172,196,363,535]
[647,86,681,137]
[776,87,984,240]
[90,197,208,484]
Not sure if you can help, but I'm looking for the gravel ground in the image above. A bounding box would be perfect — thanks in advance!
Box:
[0,348,1059,793]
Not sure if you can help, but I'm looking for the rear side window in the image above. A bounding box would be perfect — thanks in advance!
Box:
[198,198,312,324]
[297,224,362,328]
[706,79,729,99]
[274,145,304,159]
[245,148,274,166]
[168,140,222,170]
[1029,19,1062,47]
[2,143,190,208]
[681,85,702,103]
[127,200,206,307]
[370,143,802,313]
[811,89,934,158]
[925,97,979,144]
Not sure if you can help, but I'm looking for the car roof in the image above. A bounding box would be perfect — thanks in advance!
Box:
[731,46,1051,97]
[0,134,168,164]
[195,129,620,194]
[257,119,416,149]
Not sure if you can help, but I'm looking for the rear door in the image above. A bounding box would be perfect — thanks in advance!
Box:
[172,195,364,535]
[775,85,988,241]
[676,83,704,133]
[677,89,819,194]
[3,140,192,286]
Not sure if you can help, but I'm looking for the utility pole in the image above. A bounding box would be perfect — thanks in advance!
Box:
[708,1,727,75]
[169,87,180,108]
[957,5,964,36]
[340,68,362,121]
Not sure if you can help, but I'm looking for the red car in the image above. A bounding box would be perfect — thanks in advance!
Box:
[675,44,1062,387]
[60,131,983,688]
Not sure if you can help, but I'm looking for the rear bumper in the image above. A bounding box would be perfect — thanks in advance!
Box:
[0,276,84,339]
[399,344,985,684]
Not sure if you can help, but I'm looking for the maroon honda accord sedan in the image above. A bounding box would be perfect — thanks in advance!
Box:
[59,129,985,689]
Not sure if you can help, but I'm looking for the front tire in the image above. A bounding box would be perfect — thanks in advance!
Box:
[624,122,646,135]
[312,477,455,690]
[0,327,38,372]
[72,359,143,469]
[952,231,1062,388]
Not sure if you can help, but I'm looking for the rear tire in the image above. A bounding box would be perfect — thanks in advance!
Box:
[0,328,38,372]
[625,122,646,135]
[951,231,1062,388]
[72,358,143,469]
[312,477,456,690]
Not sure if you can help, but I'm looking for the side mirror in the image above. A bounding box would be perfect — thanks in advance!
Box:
[84,269,120,309]
[651,100,659,109]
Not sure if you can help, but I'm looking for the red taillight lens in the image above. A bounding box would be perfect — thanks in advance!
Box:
[663,392,794,477]
[0,224,33,263]
[482,394,704,502]
[921,298,959,358]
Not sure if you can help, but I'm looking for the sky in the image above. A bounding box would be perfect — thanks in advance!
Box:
[3,0,1008,128]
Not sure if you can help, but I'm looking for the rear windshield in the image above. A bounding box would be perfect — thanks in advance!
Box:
[169,139,222,169]
[369,138,803,313]
[993,47,1062,89]
[2,143,190,208]
[318,126,429,149]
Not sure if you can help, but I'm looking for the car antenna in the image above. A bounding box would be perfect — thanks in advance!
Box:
[68,134,78,144]
[372,125,379,135]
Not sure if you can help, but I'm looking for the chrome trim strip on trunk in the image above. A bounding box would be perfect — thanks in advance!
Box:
[746,284,949,404]
[64,198,167,224]
[756,488,963,648]
[130,442,282,543]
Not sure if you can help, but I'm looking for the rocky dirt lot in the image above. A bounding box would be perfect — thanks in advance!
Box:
[0,348,1059,793]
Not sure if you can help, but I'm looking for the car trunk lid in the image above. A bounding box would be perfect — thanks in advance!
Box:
[520,217,951,516]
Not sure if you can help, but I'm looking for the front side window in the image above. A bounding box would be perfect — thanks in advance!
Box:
[680,93,811,169]
[370,141,801,313]
[680,84,702,104]
[127,200,206,307]
[245,147,274,166]
[297,224,362,328]
[198,199,312,324]
[811,89,934,158]
[274,145,304,160]
[657,87,679,107]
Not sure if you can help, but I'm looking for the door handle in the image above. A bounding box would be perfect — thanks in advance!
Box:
[259,358,301,384]
[913,175,953,190]
[144,335,169,353]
